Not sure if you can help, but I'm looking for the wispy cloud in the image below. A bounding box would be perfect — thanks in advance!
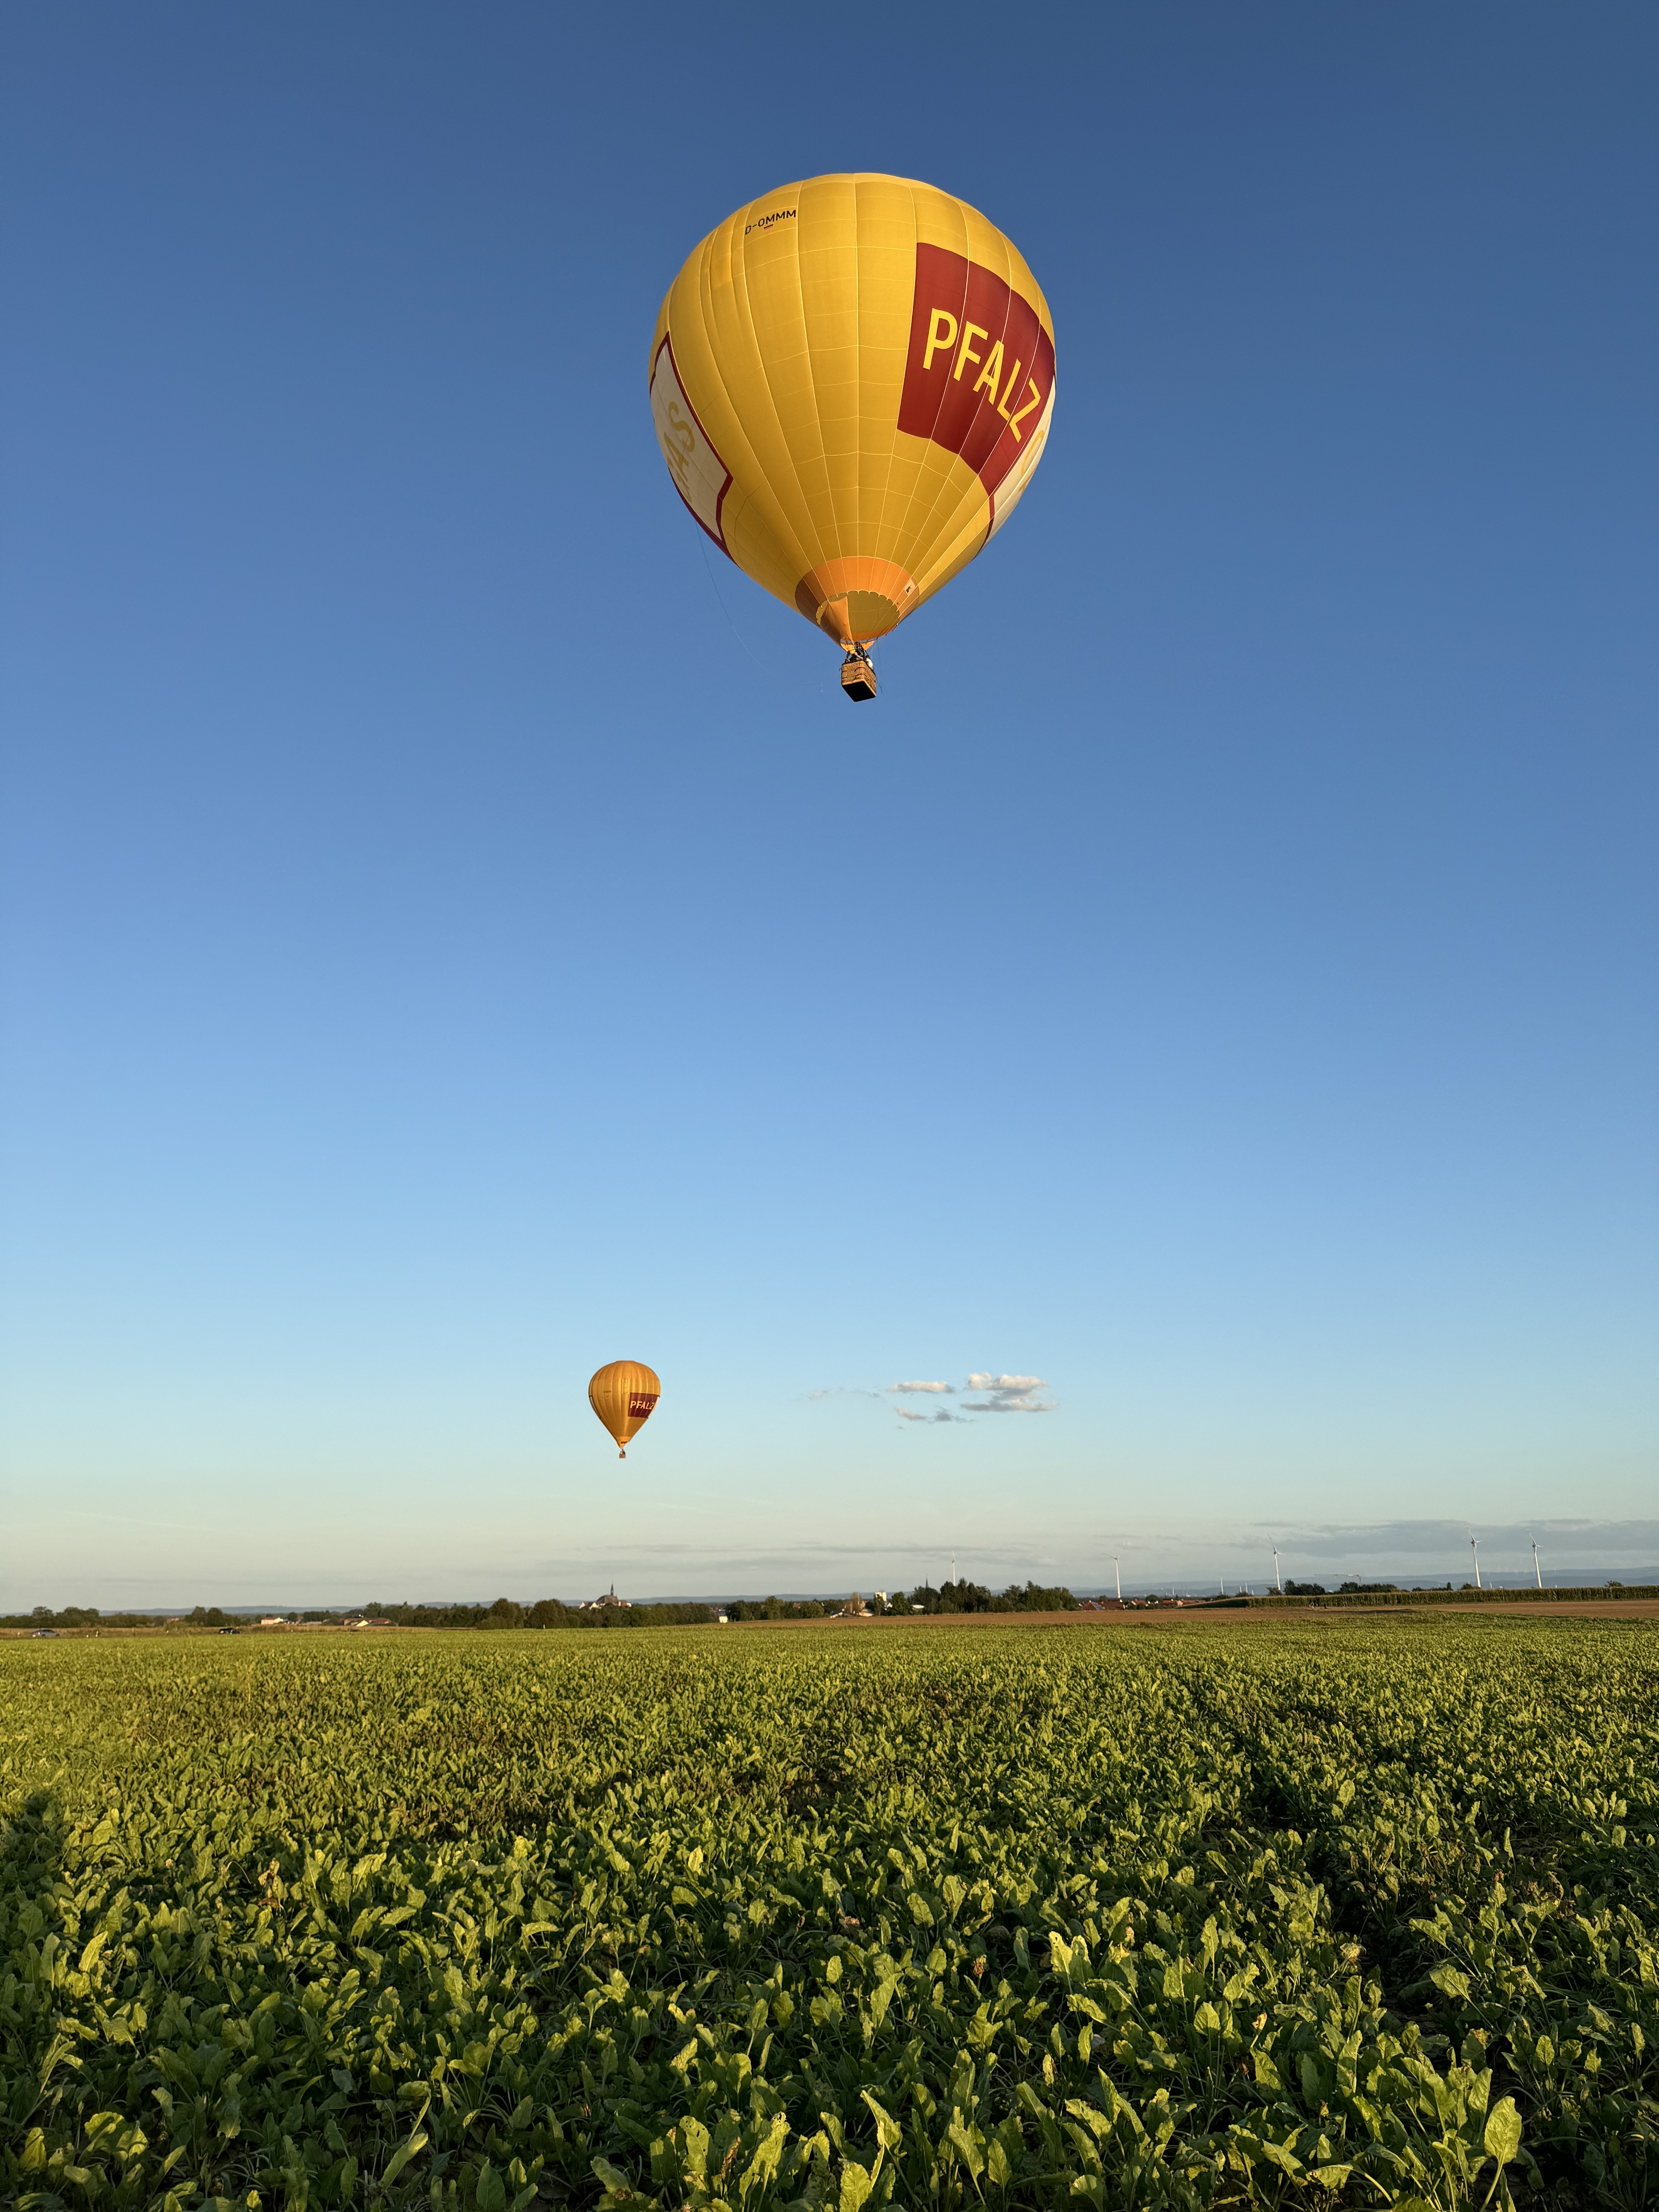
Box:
[1239,1517,1659,1566]
[809,1370,1055,1423]
[963,1373,1053,1413]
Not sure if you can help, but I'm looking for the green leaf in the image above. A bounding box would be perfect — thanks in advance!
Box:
[379,2129,427,2187]
[1484,2098,1522,2168]
[81,2112,128,2157]
[591,2156,651,2209]
[738,2114,788,2203]
[678,2116,710,2182]
[954,2122,988,2179]
[839,2160,874,2212]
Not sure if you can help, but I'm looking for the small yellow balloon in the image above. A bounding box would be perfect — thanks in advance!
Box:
[588,1360,661,1459]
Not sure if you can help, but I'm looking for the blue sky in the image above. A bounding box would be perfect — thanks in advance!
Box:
[3,5,1655,1607]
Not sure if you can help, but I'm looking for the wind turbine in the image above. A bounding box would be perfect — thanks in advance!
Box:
[1273,1547,1282,1594]
[1470,1532,1482,1590]
[1114,1555,1121,1602]
[1532,1535,1542,1589]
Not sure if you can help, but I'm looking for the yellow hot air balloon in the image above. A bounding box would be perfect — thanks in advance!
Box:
[588,1360,660,1459]
[649,173,1055,702]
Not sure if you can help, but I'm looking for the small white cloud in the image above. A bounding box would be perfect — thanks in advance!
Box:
[963,1373,1053,1414]
[873,1371,1053,1423]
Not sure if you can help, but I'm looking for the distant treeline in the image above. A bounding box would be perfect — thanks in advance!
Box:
[8,1582,1080,1632]
[371,1600,723,1630]
[3,1600,723,1633]
[891,1580,1077,1614]
[716,1583,1075,1620]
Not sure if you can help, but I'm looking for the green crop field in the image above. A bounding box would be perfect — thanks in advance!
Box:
[2,1618,1655,2212]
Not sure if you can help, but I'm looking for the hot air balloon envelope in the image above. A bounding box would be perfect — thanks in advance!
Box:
[650,174,1054,685]
[588,1361,661,1459]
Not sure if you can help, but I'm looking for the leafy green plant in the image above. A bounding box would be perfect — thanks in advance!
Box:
[2,1617,1653,2208]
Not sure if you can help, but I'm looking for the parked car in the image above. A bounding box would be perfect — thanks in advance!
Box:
[30,1628,59,1638]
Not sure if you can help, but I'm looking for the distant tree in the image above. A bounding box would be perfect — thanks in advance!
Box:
[1000,1581,1075,1612]
[936,1579,994,1613]
[204,1607,226,1627]
[1285,1582,1327,1596]
[485,1598,525,1628]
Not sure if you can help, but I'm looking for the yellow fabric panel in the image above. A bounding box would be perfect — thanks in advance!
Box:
[916,498,999,608]
[652,173,1052,647]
